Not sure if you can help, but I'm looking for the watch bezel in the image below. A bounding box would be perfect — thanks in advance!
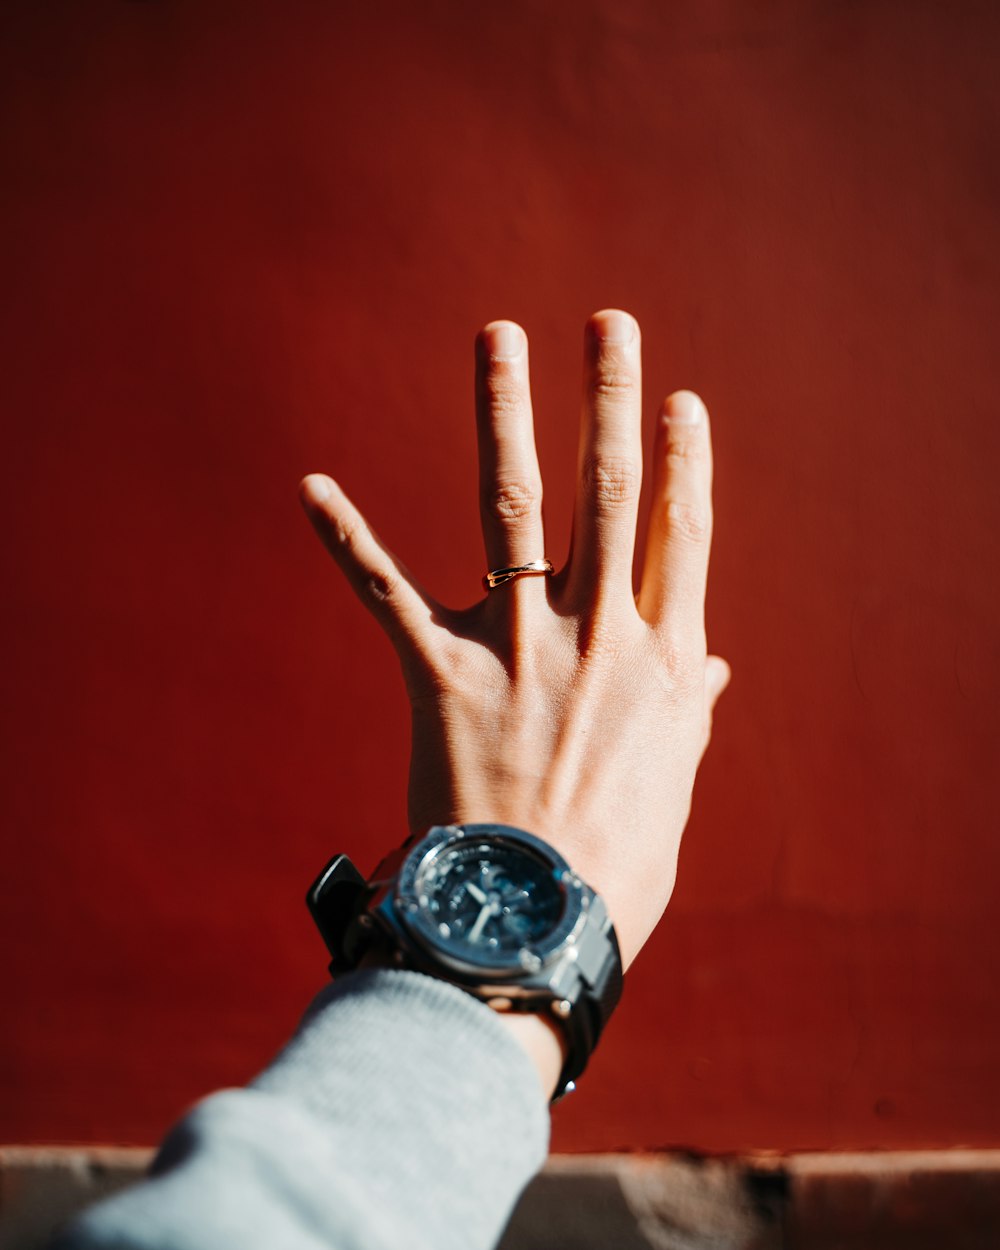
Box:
[391,823,587,981]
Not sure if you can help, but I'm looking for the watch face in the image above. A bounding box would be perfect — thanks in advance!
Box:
[395,827,580,975]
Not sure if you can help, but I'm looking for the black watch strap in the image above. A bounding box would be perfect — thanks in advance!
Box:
[555,908,624,1094]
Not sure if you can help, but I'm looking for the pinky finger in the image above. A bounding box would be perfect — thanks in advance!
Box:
[299,474,436,656]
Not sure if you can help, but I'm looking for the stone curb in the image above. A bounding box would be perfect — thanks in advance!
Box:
[3,1147,999,1249]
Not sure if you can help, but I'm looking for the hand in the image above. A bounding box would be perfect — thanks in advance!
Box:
[300,310,729,973]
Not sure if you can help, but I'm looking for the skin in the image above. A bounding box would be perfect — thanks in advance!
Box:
[300,309,730,1096]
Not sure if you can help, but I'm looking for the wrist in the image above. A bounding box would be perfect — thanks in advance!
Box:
[359,949,566,1098]
[309,823,623,1102]
[495,1010,568,1101]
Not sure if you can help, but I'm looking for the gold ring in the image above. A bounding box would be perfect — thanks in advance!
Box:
[483,559,554,590]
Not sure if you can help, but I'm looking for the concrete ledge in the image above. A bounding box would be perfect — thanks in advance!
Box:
[3,1147,1000,1249]
[780,1150,1000,1250]
[499,1152,785,1249]
[0,1147,153,1250]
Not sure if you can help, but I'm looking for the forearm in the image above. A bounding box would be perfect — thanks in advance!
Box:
[359,946,568,1099]
[56,970,549,1250]
[496,1010,567,1099]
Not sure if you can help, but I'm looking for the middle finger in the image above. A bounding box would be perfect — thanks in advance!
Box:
[567,309,643,609]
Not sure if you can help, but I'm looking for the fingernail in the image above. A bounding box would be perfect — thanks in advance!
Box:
[303,474,332,502]
[589,310,637,346]
[662,391,705,425]
[482,322,525,361]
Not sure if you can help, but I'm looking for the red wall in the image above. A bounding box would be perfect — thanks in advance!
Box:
[3,1,999,1153]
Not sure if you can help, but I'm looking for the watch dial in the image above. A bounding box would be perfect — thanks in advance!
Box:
[414,840,564,958]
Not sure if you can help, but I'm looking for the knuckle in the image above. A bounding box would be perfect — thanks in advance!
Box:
[576,616,620,664]
[413,641,498,710]
[582,455,641,512]
[364,568,398,604]
[482,371,525,417]
[665,438,709,469]
[664,499,711,544]
[591,365,637,401]
[659,639,692,680]
[331,512,363,548]
[482,478,541,523]
[653,630,706,685]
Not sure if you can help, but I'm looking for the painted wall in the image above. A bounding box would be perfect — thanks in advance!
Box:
[3,1,998,1153]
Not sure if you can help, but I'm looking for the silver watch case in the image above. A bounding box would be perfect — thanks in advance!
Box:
[363,823,614,1012]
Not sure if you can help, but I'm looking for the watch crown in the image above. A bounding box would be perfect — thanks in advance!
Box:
[551,998,572,1019]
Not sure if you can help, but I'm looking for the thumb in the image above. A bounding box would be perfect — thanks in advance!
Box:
[705,654,732,712]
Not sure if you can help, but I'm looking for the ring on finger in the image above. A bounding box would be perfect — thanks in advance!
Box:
[483,559,554,590]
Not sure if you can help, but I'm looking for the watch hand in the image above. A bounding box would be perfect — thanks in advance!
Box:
[468,902,492,944]
[465,882,487,905]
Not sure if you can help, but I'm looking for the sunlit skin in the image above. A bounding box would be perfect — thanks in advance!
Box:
[301,310,729,1096]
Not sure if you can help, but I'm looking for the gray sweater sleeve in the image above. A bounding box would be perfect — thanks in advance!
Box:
[57,969,550,1250]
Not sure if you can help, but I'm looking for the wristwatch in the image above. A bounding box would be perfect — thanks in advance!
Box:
[306,822,624,1100]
